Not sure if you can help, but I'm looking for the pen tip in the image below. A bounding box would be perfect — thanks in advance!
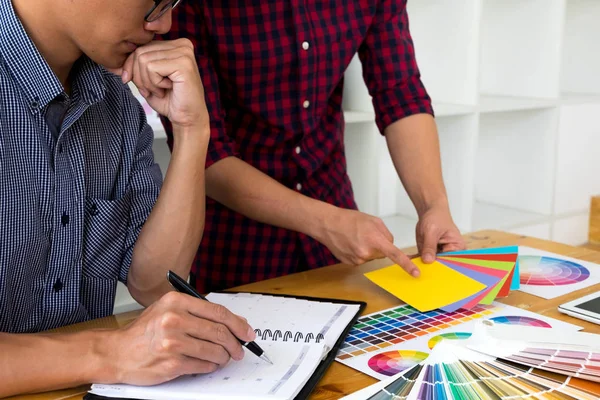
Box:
[261,354,273,365]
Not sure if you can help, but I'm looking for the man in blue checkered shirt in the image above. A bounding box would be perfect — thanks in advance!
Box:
[0,0,256,396]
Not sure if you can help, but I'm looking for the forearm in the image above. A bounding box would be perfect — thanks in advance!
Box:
[385,114,450,217]
[205,157,336,242]
[0,331,113,397]
[129,127,209,305]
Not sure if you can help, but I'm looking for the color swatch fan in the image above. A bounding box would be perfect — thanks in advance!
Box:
[341,341,600,400]
[364,246,519,312]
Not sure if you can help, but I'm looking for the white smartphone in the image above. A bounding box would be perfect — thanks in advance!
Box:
[558,291,600,325]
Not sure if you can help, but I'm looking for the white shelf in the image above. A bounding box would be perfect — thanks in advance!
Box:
[343,110,375,124]
[381,214,418,249]
[475,108,558,215]
[149,116,166,139]
[479,0,563,99]
[407,0,480,105]
[553,102,600,214]
[561,0,600,96]
[114,282,143,314]
[471,202,549,231]
[478,95,556,113]
[560,92,600,105]
[432,102,475,117]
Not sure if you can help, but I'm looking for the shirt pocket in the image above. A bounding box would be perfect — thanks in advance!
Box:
[82,193,132,280]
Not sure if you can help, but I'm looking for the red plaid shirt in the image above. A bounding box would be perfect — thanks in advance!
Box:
[161,0,433,293]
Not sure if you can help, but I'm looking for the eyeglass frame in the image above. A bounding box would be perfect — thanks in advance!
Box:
[144,0,182,23]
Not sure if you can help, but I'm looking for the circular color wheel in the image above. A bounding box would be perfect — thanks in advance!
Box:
[489,315,552,328]
[368,350,429,377]
[519,255,590,286]
[427,332,472,350]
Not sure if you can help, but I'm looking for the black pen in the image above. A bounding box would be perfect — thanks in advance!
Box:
[166,270,273,365]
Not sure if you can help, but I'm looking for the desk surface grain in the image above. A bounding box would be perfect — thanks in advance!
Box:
[7,230,600,400]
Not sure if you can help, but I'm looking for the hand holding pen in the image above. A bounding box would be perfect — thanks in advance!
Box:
[167,270,273,364]
[104,278,261,386]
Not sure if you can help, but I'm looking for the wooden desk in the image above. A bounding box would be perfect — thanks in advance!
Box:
[8,230,600,400]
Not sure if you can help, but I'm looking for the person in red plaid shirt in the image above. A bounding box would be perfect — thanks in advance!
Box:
[160,0,467,293]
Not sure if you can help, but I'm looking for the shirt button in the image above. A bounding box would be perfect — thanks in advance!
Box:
[30,96,40,110]
[61,212,69,226]
[90,203,99,216]
[303,100,310,109]
[302,41,310,50]
[295,146,301,154]
[53,278,63,292]
[296,183,302,191]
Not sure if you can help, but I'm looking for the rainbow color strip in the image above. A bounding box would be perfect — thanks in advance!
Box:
[520,256,590,286]
[489,315,552,328]
[368,350,429,377]
[427,332,472,350]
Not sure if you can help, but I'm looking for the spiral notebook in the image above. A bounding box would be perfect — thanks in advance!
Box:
[87,292,365,400]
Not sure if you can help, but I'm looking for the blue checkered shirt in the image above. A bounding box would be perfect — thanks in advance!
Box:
[0,0,162,333]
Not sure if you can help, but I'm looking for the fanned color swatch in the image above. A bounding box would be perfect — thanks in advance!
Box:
[364,246,519,312]
[364,260,486,312]
[341,341,600,400]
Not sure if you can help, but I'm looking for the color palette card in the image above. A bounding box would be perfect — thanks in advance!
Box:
[468,322,600,383]
[364,246,519,313]
[436,246,519,312]
[518,246,600,299]
[364,259,486,312]
[341,341,600,400]
[334,302,580,380]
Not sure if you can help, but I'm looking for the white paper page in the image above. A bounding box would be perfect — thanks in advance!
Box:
[206,292,360,350]
[90,341,326,400]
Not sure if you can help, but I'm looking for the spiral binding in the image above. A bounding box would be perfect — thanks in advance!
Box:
[254,328,325,343]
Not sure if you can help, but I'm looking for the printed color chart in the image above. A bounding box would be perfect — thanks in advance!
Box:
[368,350,428,377]
[520,256,590,286]
[494,347,600,383]
[335,302,581,380]
[336,304,497,361]
[427,332,471,349]
[518,247,600,299]
[489,315,552,328]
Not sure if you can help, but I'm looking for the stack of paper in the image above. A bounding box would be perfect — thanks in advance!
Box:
[364,246,519,312]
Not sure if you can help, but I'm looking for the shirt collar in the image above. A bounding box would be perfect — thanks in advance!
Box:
[0,0,106,114]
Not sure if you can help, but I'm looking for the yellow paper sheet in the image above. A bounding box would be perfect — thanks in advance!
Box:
[364,258,486,312]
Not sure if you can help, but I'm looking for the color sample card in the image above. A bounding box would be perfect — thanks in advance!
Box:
[436,246,519,311]
[499,347,600,383]
[341,342,600,400]
[335,302,581,380]
[364,260,486,312]
[467,328,600,383]
[364,247,520,313]
[518,246,600,299]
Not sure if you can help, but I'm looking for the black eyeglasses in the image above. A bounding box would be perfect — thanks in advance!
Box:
[145,0,181,22]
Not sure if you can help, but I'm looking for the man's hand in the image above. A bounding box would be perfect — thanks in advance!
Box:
[113,39,209,132]
[415,204,466,263]
[317,208,421,277]
[108,292,255,385]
